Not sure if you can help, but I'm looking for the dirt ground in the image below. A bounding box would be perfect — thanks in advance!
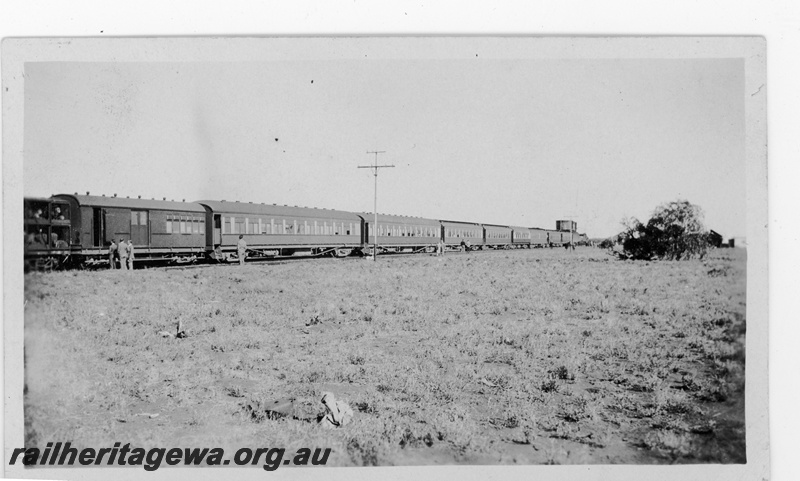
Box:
[22,247,746,466]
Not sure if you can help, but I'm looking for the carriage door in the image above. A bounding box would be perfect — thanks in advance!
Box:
[130,210,149,246]
[93,208,103,247]
[213,215,222,245]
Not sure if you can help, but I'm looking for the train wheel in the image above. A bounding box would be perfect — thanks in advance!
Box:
[334,248,353,258]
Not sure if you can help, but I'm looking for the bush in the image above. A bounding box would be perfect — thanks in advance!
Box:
[617,200,711,261]
[598,238,615,249]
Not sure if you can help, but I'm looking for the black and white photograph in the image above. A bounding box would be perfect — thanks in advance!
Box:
[4,28,771,481]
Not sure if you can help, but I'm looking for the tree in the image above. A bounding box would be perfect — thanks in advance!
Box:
[617,200,711,260]
[648,200,705,235]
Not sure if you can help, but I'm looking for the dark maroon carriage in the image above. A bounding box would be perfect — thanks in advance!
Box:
[510,225,531,248]
[198,201,364,260]
[482,223,514,249]
[440,220,483,251]
[361,213,442,256]
[49,193,207,267]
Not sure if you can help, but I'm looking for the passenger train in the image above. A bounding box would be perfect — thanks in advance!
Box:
[23,192,589,270]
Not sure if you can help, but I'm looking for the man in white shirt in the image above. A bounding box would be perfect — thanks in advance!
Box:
[237,235,247,265]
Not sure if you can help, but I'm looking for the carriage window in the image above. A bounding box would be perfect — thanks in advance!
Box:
[50,226,71,248]
[25,200,51,220]
[51,204,69,220]
[25,225,48,248]
[131,212,139,226]
[166,215,173,233]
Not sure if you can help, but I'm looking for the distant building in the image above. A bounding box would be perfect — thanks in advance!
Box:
[708,230,723,248]
[728,237,747,248]
[556,220,577,232]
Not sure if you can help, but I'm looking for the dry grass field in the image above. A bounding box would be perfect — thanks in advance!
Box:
[23,247,746,466]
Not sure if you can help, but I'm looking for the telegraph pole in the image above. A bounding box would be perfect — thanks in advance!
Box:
[358,151,394,261]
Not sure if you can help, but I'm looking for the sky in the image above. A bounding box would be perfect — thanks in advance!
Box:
[23,57,745,239]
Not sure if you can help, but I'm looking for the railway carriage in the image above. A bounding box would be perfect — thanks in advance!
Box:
[362,213,442,255]
[510,226,531,248]
[199,201,364,259]
[528,227,548,247]
[49,193,207,267]
[545,229,561,246]
[440,220,483,251]
[545,229,573,247]
[483,223,514,249]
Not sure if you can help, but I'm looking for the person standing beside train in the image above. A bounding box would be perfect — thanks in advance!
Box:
[108,239,118,269]
[237,235,247,265]
[117,237,129,270]
[127,239,135,270]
